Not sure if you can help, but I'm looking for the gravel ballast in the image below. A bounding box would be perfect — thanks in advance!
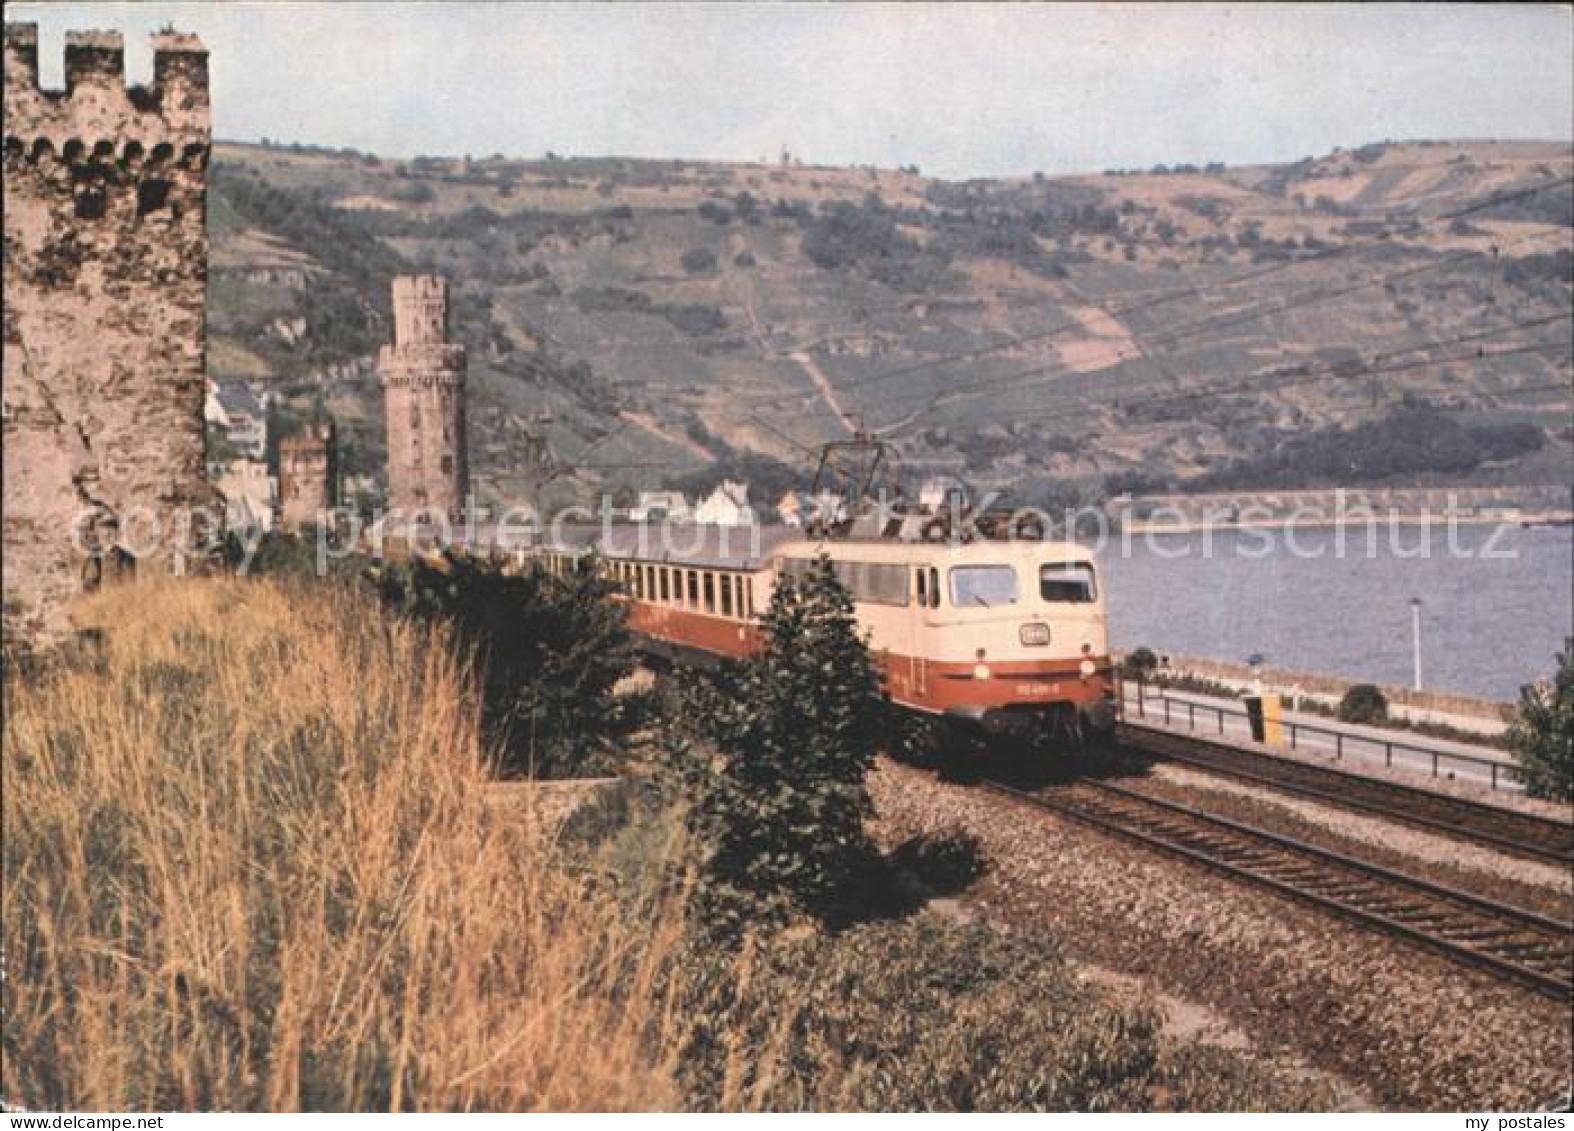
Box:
[868,758,1573,1111]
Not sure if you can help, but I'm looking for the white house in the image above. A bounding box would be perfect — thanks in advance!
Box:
[629,490,692,523]
[209,382,268,460]
[919,477,966,511]
[213,459,277,533]
[693,480,754,526]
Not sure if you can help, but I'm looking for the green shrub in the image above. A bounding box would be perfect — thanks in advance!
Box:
[1122,646,1160,682]
[678,555,883,929]
[370,551,635,777]
[680,247,718,275]
[225,530,369,583]
[887,829,989,896]
[1337,683,1388,725]
[671,915,1323,1111]
[1507,641,1574,801]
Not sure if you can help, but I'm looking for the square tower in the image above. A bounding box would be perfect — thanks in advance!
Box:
[278,420,339,531]
[3,23,214,640]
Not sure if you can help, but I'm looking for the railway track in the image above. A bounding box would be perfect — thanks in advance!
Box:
[1117,722,1574,867]
[984,776,1574,1000]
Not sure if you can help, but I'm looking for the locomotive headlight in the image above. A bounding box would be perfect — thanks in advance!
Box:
[973,663,992,680]
[1019,622,1051,646]
[1079,658,1097,679]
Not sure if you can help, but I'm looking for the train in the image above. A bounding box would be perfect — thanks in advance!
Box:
[533,521,1118,749]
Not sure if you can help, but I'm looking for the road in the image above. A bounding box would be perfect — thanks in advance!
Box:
[1120,684,1522,793]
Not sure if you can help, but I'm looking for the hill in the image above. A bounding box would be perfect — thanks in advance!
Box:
[206,139,1573,509]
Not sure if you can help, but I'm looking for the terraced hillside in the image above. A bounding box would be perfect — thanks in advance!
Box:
[207,139,1573,510]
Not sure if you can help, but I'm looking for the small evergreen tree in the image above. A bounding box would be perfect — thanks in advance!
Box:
[681,555,884,928]
[1507,641,1574,802]
[371,551,635,776]
[1121,646,1159,683]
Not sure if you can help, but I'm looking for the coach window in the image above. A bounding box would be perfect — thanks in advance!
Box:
[915,568,927,607]
[659,567,670,603]
[686,569,699,608]
[720,574,734,617]
[703,571,716,613]
[928,567,941,608]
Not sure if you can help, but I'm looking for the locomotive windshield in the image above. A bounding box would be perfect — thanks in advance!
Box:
[1039,562,1097,603]
[949,565,1019,607]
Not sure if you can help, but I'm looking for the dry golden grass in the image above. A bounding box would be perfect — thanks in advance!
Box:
[2,577,693,1111]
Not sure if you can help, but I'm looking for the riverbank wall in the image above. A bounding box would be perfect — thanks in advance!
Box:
[1118,651,1516,735]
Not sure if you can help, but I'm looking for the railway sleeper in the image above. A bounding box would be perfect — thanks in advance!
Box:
[1354,900,1429,918]
[1486,939,1566,956]
[1186,837,1251,857]
[1428,919,1494,936]
[1252,868,1328,887]
[1442,926,1524,943]
[1210,850,1273,866]
[1260,864,1339,883]
[1401,914,1465,930]
[1316,882,1384,898]
[1516,950,1574,969]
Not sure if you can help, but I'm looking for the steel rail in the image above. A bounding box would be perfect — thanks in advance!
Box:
[982,775,1573,1000]
[1117,722,1574,866]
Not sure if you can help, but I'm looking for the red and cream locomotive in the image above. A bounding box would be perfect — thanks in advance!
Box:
[537,520,1117,748]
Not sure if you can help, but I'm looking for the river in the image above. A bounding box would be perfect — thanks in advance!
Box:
[1093,522,1573,701]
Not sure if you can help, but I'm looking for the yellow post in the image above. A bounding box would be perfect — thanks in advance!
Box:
[1260,692,1283,745]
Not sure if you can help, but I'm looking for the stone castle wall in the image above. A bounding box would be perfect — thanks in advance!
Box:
[2,23,213,640]
[278,420,338,530]
[379,275,469,519]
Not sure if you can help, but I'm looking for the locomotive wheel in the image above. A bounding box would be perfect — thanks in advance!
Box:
[932,723,988,784]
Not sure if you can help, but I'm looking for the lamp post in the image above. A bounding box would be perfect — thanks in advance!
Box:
[1409,597,1424,692]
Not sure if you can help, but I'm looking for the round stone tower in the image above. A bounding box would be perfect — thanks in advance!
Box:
[378,275,468,519]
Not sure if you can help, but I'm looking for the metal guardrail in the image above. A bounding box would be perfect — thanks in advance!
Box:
[1123,684,1521,792]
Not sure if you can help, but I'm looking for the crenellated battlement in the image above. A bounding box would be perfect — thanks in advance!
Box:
[391,274,456,347]
[3,23,208,145]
